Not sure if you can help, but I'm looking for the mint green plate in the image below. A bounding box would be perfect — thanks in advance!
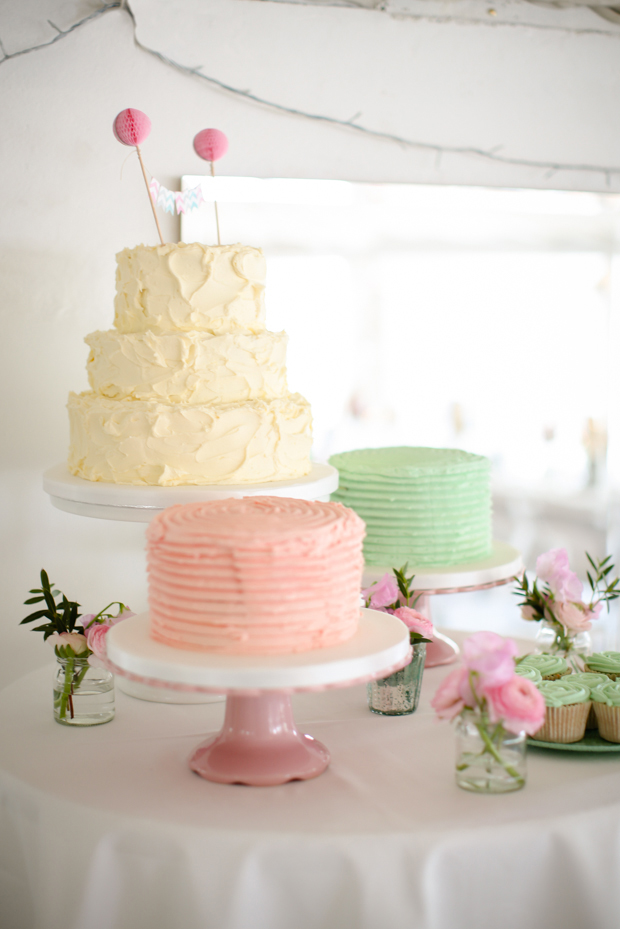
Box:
[528,732,620,752]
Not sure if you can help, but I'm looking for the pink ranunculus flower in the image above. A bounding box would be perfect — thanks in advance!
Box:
[547,599,598,633]
[86,624,110,660]
[393,606,434,640]
[461,632,518,687]
[536,548,582,601]
[361,573,399,610]
[109,607,135,625]
[80,614,96,632]
[431,667,469,720]
[485,675,546,736]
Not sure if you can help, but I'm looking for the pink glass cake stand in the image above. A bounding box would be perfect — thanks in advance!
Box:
[106,609,411,786]
[363,541,523,669]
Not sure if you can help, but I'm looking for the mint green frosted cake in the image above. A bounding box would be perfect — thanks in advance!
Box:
[328,446,492,568]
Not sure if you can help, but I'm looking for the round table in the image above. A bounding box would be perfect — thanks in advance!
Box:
[2,632,620,929]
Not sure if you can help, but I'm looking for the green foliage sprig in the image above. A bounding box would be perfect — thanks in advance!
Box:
[392,563,418,609]
[513,552,620,621]
[585,553,620,609]
[21,569,82,640]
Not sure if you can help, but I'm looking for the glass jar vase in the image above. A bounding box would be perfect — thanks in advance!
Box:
[455,710,526,793]
[367,643,426,716]
[53,656,115,726]
[535,619,591,660]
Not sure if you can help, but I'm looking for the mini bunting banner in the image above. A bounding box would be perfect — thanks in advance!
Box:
[149,178,205,216]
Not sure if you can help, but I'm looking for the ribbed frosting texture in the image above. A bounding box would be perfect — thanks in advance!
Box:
[329,446,491,568]
[146,497,366,654]
[68,243,312,485]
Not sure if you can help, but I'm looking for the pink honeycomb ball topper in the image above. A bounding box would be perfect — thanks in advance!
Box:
[193,128,229,162]
[113,108,152,147]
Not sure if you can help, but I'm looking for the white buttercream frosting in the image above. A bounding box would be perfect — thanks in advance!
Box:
[68,243,312,485]
[85,329,289,404]
[68,391,312,486]
[114,243,266,334]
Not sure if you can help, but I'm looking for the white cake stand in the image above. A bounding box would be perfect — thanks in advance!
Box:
[43,462,339,522]
[106,609,411,786]
[43,461,339,705]
[363,541,523,668]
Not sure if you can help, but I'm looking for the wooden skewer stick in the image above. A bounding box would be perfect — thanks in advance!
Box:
[211,160,221,246]
[136,144,164,246]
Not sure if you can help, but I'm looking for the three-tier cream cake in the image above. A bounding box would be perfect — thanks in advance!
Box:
[68,243,312,485]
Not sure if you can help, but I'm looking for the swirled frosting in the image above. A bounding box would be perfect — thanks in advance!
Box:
[585,652,620,674]
[590,681,620,706]
[537,680,591,707]
[514,664,542,683]
[329,446,491,567]
[147,497,366,654]
[566,671,609,690]
[518,654,569,679]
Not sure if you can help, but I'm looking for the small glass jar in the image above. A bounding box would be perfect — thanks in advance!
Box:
[54,656,115,726]
[455,710,526,793]
[367,643,426,716]
[535,619,591,660]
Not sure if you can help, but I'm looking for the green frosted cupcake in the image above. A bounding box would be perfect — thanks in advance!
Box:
[584,652,620,681]
[514,664,542,683]
[518,654,571,681]
[591,681,620,742]
[532,680,591,743]
[568,672,609,728]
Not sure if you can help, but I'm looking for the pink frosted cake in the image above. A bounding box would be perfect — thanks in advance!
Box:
[146,496,366,655]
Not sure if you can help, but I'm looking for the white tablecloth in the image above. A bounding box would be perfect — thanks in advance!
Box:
[2,636,620,929]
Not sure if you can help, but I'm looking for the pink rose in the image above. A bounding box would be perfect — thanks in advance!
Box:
[80,614,96,632]
[86,624,110,659]
[48,631,89,655]
[547,599,597,633]
[485,675,546,735]
[361,573,399,610]
[393,607,434,640]
[520,605,538,622]
[462,632,518,687]
[431,668,469,720]
[536,548,582,601]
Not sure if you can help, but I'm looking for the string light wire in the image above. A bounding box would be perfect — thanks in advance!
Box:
[1,0,619,183]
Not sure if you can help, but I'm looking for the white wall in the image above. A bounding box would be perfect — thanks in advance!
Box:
[1,0,619,689]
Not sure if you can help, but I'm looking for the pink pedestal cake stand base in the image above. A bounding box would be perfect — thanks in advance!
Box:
[107,610,410,786]
[189,694,331,785]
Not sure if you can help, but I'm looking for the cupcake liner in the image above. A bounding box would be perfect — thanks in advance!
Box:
[593,703,620,743]
[532,702,591,743]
